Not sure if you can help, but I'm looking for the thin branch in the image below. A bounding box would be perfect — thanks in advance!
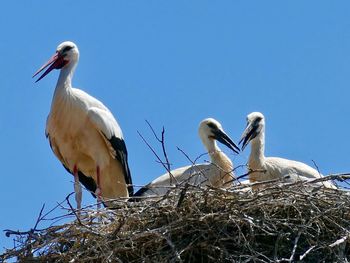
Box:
[138,121,178,185]
[145,121,170,167]
[65,193,82,225]
[137,130,169,172]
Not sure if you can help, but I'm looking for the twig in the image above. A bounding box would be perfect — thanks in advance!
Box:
[33,204,45,231]
[137,123,178,184]
[177,183,189,208]
[65,193,82,225]
[311,160,321,175]
[289,231,301,261]
[299,246,315,260]
[145,120,172,176]
[329,233,349,248]
[4,204,46,238]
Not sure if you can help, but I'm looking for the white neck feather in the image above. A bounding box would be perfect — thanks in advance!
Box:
[54,62,77,98]
[248,129,265,169]
[202,137,220,156]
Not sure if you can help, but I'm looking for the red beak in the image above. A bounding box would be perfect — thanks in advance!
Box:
[33,52,68,83]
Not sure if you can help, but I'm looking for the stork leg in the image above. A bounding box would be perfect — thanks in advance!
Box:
[73,165,82,211]
[96,166,102,209]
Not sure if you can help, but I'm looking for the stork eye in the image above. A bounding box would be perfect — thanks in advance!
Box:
[252,117,262,127]
[255,117,263,122]
[62,46,73,53]
[207,122,218,130]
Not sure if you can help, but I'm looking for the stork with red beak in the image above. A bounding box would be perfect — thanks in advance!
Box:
[33,41,133,208]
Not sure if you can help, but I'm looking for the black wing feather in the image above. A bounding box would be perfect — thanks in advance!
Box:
[128,186,152,202]
[133,186,149,197]
[108,136,134,196]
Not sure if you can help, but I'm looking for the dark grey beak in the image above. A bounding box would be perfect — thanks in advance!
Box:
[239,121,261,151]
[213,129,240,154]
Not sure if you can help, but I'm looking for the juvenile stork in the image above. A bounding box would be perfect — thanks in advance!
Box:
[133,118,240,197]
[239,112,336,189]
[33,41,133,208]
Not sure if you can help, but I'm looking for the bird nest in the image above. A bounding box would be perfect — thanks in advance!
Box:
[2,175,350,263]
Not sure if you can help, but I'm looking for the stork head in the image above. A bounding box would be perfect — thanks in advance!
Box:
[33,41,79,82]
[199,118,240,154]
[239,112,265,151]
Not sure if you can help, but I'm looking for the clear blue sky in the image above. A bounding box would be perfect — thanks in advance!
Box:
[1,1,349,251]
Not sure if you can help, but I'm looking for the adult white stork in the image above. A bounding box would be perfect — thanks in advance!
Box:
[239,112,336,189]
[133,118,240,197]
[33,41,133,208]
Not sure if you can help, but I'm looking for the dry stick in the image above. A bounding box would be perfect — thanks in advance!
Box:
[289,231,301,262]
[137,131,168,171]
[177,147,210,185]
[141,123,235,198]
[225,168,268,188]
[4,193,78,238]
[306,174,350,186]
[4,204,46,238]
[145,121,171,175]
[110,217,126,238]
[137,130,177,186]
[299,245,316,261]
[32,204,45,231]
[237,172,350,192]
[311,159,321,175]
[145,120,178,185]
[65,193,82,225]
[177,147,208,166]
[63,196,103,237]
[28,204,44,256]
[41,192,75,221]
[219,164,251,187]
[329,234,349,261]
[177,183,190,208]
[312,159,339,187]
[163,232,183,263]
[5,204,46,259]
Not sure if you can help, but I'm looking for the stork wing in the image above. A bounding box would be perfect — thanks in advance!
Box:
[88,107,133,195]
[133,164,212,198]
